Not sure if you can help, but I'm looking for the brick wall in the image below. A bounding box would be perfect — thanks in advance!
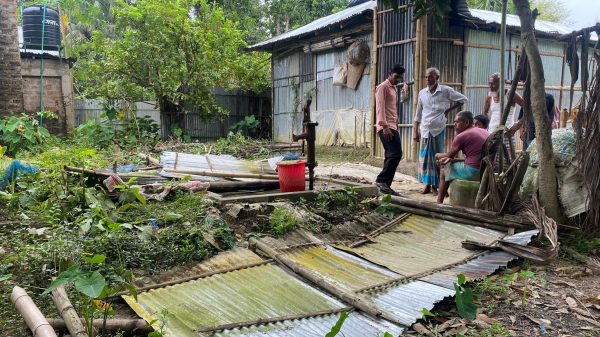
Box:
[0,0,24,115]
[21,57,74,134]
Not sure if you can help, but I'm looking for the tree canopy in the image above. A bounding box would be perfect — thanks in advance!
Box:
[76,0,270,118]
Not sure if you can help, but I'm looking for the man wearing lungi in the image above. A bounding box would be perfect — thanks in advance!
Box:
[435,111,489,204]
[414,67,468,196]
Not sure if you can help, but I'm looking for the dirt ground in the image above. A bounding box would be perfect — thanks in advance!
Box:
[316,160,439,202]
[404,257,600,337]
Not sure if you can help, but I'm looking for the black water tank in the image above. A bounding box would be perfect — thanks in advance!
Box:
[22,5,61,50]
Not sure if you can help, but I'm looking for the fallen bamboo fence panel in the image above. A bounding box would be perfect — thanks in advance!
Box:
[11,286,57,337]
[46,318,152,334]
[51,286,88,337]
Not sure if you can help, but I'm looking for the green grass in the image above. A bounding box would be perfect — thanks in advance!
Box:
[316,145,370,164]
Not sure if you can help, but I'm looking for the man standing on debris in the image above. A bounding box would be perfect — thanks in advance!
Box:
[414,67,468,196]
[375,64,407,196]
[435,111,489,204]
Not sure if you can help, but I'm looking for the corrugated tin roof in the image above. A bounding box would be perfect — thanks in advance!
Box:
[214,311,403,337]
[134,248,264,288]
[336,214,504,275]
[469,9,598,40]
[370,280,456,326]
[420,230,538,288]
[123,219,536,336]
[250,1,375,50]
[125,263,346,337]
[283,246,395,292]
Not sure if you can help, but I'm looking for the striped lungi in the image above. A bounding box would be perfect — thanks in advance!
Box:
[418,130,446,186]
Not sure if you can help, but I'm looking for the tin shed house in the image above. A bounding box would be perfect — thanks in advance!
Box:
[250,1,377,147]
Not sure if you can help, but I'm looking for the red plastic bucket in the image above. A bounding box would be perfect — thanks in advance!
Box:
[277,160,306,192]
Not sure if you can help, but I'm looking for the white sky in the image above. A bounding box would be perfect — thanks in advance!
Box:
[563,0,600,30]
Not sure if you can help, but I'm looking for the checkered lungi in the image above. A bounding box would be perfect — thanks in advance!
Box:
[418,130,446,186]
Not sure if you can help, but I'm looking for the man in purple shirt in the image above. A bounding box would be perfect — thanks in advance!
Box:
[435,111,489,204]
[375,64,406,195]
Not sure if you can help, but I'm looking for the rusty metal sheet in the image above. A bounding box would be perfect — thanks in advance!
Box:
[124,263,345,337]
[337,214,504,275]
[284,246,395,292]
[214,311,403,337]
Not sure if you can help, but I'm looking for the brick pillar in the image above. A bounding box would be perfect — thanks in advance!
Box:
[0,0,24,115]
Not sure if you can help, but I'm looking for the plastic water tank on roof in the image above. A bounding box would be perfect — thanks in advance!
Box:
[22,5,61,51]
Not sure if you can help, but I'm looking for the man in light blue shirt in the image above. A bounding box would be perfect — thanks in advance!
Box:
[414,67,468,196]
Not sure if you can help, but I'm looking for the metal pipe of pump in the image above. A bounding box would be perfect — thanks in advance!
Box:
[292,98,318,190]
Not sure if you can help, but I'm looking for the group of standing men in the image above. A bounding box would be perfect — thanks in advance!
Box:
[375,65,550,203]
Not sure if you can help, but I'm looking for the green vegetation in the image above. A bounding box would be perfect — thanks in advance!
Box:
[454,274,477,320]
[269,206,299,236]
[316,187,360,211]
[0,113,52,157]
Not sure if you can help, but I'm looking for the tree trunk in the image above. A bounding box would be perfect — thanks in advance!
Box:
[513,0,564,221]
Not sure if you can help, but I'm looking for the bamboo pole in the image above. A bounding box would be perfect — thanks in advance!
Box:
[389,204,511,232]
[163,169,282,180]
[51,286,88,337]
[208,180,280,192]
[412,18,422,161]
[370,5,379,156]
[196,307,353,333]
[500,0,508,116]
[47,318,152,334]
[11,286,57,337]
[249,238,388,321]
[390,196,531,229]
[349,213,411,248]
[137,153,161,166]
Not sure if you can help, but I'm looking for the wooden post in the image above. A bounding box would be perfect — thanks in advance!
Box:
[389,196,531,229]
[163,169,282,180]
[370,6,379,156]
[11,286,57,337]
[412,18,423,161]
[51,286,88,337]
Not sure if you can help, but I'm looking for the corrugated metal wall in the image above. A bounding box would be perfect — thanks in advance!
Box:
[272,33,373,146]
[374,8,597,159]
[75,88,271,142]
[161,89,271,141]
[75,99,161,127]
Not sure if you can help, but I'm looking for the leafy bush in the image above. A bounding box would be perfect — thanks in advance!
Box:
[230,115,260,136]
[269,207,298,236]
[0,114,51,156]
[213,132,270,159]
[75,119,116,147]
[316,187,359,210]
[76,116,161,148]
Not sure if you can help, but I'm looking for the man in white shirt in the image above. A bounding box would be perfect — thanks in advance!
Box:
[414,67,469,195]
